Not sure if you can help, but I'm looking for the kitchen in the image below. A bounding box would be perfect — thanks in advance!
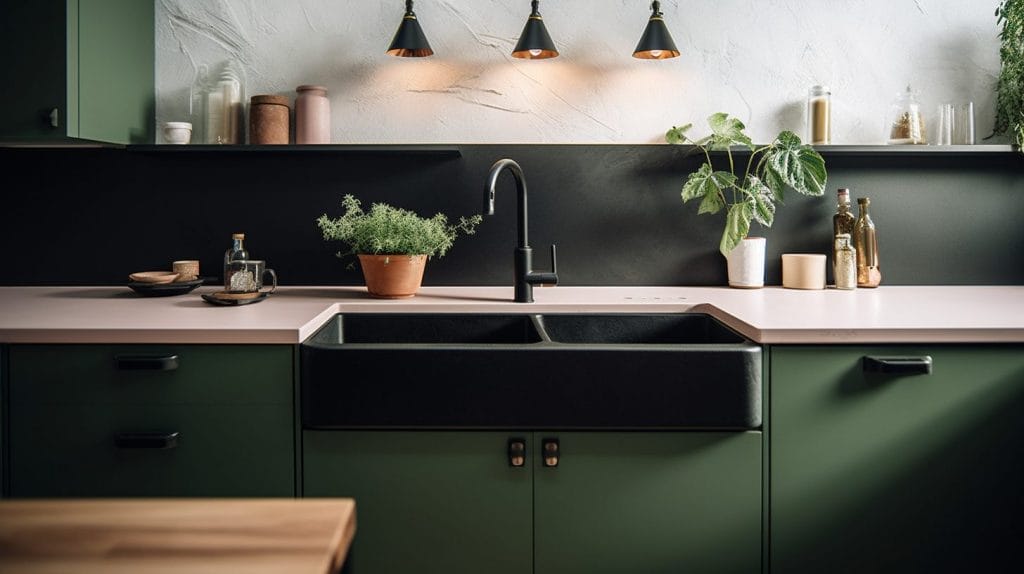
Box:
[1,1,1023,573]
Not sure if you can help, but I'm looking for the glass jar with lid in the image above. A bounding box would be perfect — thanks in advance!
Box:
[886,85,927,145]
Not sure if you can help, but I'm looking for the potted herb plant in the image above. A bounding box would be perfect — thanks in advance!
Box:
[667,113,827,288]
[316,194,482,298]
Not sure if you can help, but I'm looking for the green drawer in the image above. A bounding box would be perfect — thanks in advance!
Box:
[9,345,292,405]
[9,402,294,497]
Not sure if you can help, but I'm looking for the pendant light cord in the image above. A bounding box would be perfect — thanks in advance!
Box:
[651,1,662,16]
[406,0,415,16]
[531,0,541,16]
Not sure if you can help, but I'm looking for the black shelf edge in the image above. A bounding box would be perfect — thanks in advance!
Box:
[684,144,1018,156]
[126,144,462,157]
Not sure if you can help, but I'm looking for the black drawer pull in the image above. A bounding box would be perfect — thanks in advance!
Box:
[863,356,932,375]
[541,438,560,467]
[115,354,179,371]
[114,431,179,449]
[508,438,526,467]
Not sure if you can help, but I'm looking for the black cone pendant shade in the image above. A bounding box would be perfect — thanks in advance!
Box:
[633,1,680,59]
[512,0,558,59]
[387,0,434,57]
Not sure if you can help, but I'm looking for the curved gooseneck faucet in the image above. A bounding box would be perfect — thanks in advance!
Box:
[484,159,558,303]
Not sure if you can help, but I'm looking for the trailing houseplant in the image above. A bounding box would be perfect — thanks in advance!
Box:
[994,0,1024,148]
[316,194,482,298]
[666,112,827,286]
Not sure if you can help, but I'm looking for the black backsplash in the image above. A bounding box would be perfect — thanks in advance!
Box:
[2,145,1022,286]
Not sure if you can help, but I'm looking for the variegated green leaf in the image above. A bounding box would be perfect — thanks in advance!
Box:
[707,112,755,151]
[744,176,776,227]
[721,202,753,256]
[681,164,736,204]
[665,123,693,144]
[765,131,827,196]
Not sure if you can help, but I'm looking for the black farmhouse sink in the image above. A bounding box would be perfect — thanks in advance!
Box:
[301,313,761,430]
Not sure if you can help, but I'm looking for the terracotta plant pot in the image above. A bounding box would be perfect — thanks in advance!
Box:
[357,254,428,299]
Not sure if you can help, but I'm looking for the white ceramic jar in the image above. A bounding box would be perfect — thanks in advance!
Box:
[162,122,192,145]
[295,85,331,144]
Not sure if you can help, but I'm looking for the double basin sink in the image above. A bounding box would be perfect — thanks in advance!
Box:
[301,313,761,430]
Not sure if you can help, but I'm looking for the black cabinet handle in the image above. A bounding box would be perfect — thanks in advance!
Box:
[114,432,179,449]
[115,354,179,371]
[508,438,526,467]
[863,356,932,375]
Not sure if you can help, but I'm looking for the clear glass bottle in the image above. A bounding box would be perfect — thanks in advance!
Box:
[887,85,927,145]
[834,233,857,290]
[807,85,831,144]
[224,233,249,290]
[854,198,881,287]
[833,188,855,244]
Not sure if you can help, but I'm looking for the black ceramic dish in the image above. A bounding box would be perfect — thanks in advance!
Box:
[201,291,270,306]
[128,278,205,297]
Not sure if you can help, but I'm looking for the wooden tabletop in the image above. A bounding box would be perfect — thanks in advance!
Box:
[0,498,356,574]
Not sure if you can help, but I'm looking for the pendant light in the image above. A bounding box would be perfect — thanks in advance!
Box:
[633,1,680,59]
[512,0,558,59]
[387,0,434,57]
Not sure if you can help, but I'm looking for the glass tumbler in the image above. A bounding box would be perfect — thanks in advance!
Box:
[225,260,277,294]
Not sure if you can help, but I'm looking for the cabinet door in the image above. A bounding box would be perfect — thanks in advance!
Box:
[534,432,762,574]
[8,345,294,497]
[771,346,1024,574]
[304,431,532,574]
[0,2,67,138]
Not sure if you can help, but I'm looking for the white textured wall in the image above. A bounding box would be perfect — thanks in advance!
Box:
[155,0,1003,144]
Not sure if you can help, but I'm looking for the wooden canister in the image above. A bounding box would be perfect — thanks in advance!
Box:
[249,95,290,144]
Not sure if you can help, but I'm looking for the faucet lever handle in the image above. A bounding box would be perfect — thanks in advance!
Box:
[550,244,557,275]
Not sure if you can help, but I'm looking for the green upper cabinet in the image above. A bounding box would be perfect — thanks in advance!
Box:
[7,344,295,497]
[0,0,154,143]
[770,345,1024,574]
[305,430,762,574]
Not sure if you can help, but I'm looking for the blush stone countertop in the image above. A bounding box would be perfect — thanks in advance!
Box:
[0,285,1022,345]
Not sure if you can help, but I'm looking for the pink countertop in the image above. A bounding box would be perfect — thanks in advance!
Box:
[0,285,1022,344]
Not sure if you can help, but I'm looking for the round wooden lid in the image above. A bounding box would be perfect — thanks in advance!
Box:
[250,95,291,107]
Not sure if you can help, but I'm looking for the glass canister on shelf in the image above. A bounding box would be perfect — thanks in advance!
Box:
[887,85,926,144]
[203,61,245,145]
[295,85,331,144]
[807,85,831,145]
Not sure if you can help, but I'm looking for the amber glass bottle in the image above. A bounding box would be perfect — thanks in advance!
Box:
[854,198,881,287]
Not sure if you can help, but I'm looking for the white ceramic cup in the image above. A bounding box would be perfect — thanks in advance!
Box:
[163,121,192,145]
[782,254,827,290]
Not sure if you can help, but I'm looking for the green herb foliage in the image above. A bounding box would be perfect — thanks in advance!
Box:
[316,194,482,259]
[667,113,827,256]
[995,0,1024,147]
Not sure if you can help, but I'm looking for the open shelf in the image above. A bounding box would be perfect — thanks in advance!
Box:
[126,144,462,157]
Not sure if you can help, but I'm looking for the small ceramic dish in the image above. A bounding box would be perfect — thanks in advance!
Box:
[129,271,179,284]
[128,278,204,297]
[201,291,270,306]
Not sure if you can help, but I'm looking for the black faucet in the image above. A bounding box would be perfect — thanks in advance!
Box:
[483,158,558,303]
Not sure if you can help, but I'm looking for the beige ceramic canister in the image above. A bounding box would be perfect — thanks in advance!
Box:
[295,85,331,144]
[249,95,290,144]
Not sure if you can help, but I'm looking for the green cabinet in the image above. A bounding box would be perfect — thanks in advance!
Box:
[770,345,1024,573]
[0,0,154,143]
[305,430,762,574]
[7,344,295,497]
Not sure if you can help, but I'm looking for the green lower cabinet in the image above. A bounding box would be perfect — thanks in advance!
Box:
[304,430,762,574]
[303,431,533,574]
[534,432,762,574]
[770,345,1024,574]
[7,344,295,497]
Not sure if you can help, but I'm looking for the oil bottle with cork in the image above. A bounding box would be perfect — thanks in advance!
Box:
[854,197,881,287]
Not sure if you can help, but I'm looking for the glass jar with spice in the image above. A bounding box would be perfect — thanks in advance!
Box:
[886,85,927,145]
[807,85,831,145]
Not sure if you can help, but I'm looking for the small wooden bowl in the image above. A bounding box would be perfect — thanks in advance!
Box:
[129,271,180,284]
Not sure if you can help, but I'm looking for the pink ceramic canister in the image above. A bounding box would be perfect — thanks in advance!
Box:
[295,85,331,144]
